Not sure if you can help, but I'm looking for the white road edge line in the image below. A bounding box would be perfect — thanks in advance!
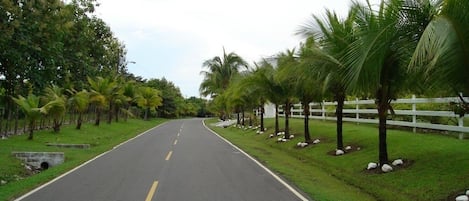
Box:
[202,120,310,201]
[14,122,168,201]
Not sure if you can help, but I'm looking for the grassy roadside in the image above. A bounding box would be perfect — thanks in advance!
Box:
[207,118,469,201]
[0,118,167,201]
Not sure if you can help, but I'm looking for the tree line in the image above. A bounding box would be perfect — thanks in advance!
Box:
[200,0,468,169]
[0,0,211,139]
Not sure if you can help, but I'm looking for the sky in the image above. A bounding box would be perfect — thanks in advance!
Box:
[94,0,367,98]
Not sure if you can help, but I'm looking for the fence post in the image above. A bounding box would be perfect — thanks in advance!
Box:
[412,95,417,133]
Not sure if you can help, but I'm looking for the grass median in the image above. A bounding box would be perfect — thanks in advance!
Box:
[0,118,167,201]
[206,118,469,201]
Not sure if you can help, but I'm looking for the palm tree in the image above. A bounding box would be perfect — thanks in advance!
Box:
[136,86,163,120]
[122,81,137,122]
[67,88,89,129]
[298,7,358,150]
[42,85,67,133]
[88,76,116,126]
[276,49,299,139]
[292,42,324,143]
[409,0,468,96]
[200,48,248,98]
[342,0,437,165]
[12,94,43,140]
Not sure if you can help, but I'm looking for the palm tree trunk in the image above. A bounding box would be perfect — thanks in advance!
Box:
[107,102,113,124]
[95,108,101,126]
[237,112,240,125]
[303,103,311,143]
[260,106,265,132]
[284,102,290,139]
[28,120,34,140]
[336,94,345,150]
[76,113,83,130]
[275,104,279,135]
[53,118,60,133]
[241,108,245,126]
[144,107,149,121]
[377,101,389,166]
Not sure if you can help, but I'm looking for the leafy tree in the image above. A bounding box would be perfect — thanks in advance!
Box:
[12,94,43,140]
[136,87,163,121]
[145,78,184,118]
[343,0,436,165]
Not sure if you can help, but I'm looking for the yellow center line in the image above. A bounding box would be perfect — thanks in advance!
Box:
[145,181,159,201]
[173,139,178,145]
[165,151,173,161]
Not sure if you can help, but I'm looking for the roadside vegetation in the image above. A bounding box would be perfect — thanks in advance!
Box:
[0,118,166,201]
[207,118,469,201]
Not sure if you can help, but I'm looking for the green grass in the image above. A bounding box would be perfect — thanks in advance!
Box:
[207,118,469,201]
[0,118,167,201]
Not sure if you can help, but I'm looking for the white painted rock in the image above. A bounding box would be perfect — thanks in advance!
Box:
[297,142,302,147]
[466,190,469,196]
[392,159,404,166]
[345,146,352,151]
[1,180,6,185]
[276,133,282,136]
[256,131,260,134]
[357,147,361,151]
[289,135,294,138]
[277,138,283,142]
[381,164,393,173]
[281,139,287,142]
[336,150,345,156]
[313,139,320,144]
[269,134,274,138]
[367,162,378,170]
[300,143,308,147]
[456,195,469,201]
[260,131,264,134]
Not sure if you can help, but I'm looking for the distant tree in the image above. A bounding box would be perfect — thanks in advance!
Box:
[145,78,184,118]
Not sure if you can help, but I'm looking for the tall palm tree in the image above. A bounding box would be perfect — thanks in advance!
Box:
[276,49,299,139]
[298,7,358,150]
[200,48,248,119]
[13,94,43,140]
[136,86,163,121]
[409,0,468,96]
[67,88,89,129]
[343,0,437,165]
[292,42,324,143]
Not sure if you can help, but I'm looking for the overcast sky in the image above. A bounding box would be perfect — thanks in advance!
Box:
[95,0,370,97]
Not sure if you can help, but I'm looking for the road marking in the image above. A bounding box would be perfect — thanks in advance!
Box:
[173,139,178,145]
[145,181,159,201]
[177,133,180,137]
[202,120,309,201]
[165,151,173,161]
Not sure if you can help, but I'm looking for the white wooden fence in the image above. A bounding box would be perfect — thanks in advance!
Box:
[277,95,469,136]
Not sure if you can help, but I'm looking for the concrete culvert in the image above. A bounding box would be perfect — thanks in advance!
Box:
[40,162,49,170]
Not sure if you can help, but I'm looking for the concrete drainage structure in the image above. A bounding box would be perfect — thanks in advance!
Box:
[46,143,90,149]
[12,152,64,170]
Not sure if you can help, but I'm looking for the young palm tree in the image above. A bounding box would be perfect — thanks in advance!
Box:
[13,94,43,140]
[298,7,358,150]
[88,76,116,126]
[136,86,163,121]
[67,88,89,129]
[42,85,67,133]
[343,0,437,165]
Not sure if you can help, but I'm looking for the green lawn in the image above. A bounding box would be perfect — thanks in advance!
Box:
[0,118,166,201]
[207,118,469,201]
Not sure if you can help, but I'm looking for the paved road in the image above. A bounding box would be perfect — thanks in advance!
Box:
[17,119,308,201]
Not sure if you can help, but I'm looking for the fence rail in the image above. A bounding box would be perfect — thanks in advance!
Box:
[278,95,469,136]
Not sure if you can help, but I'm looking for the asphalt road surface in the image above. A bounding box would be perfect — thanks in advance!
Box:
[16,119,309,201]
